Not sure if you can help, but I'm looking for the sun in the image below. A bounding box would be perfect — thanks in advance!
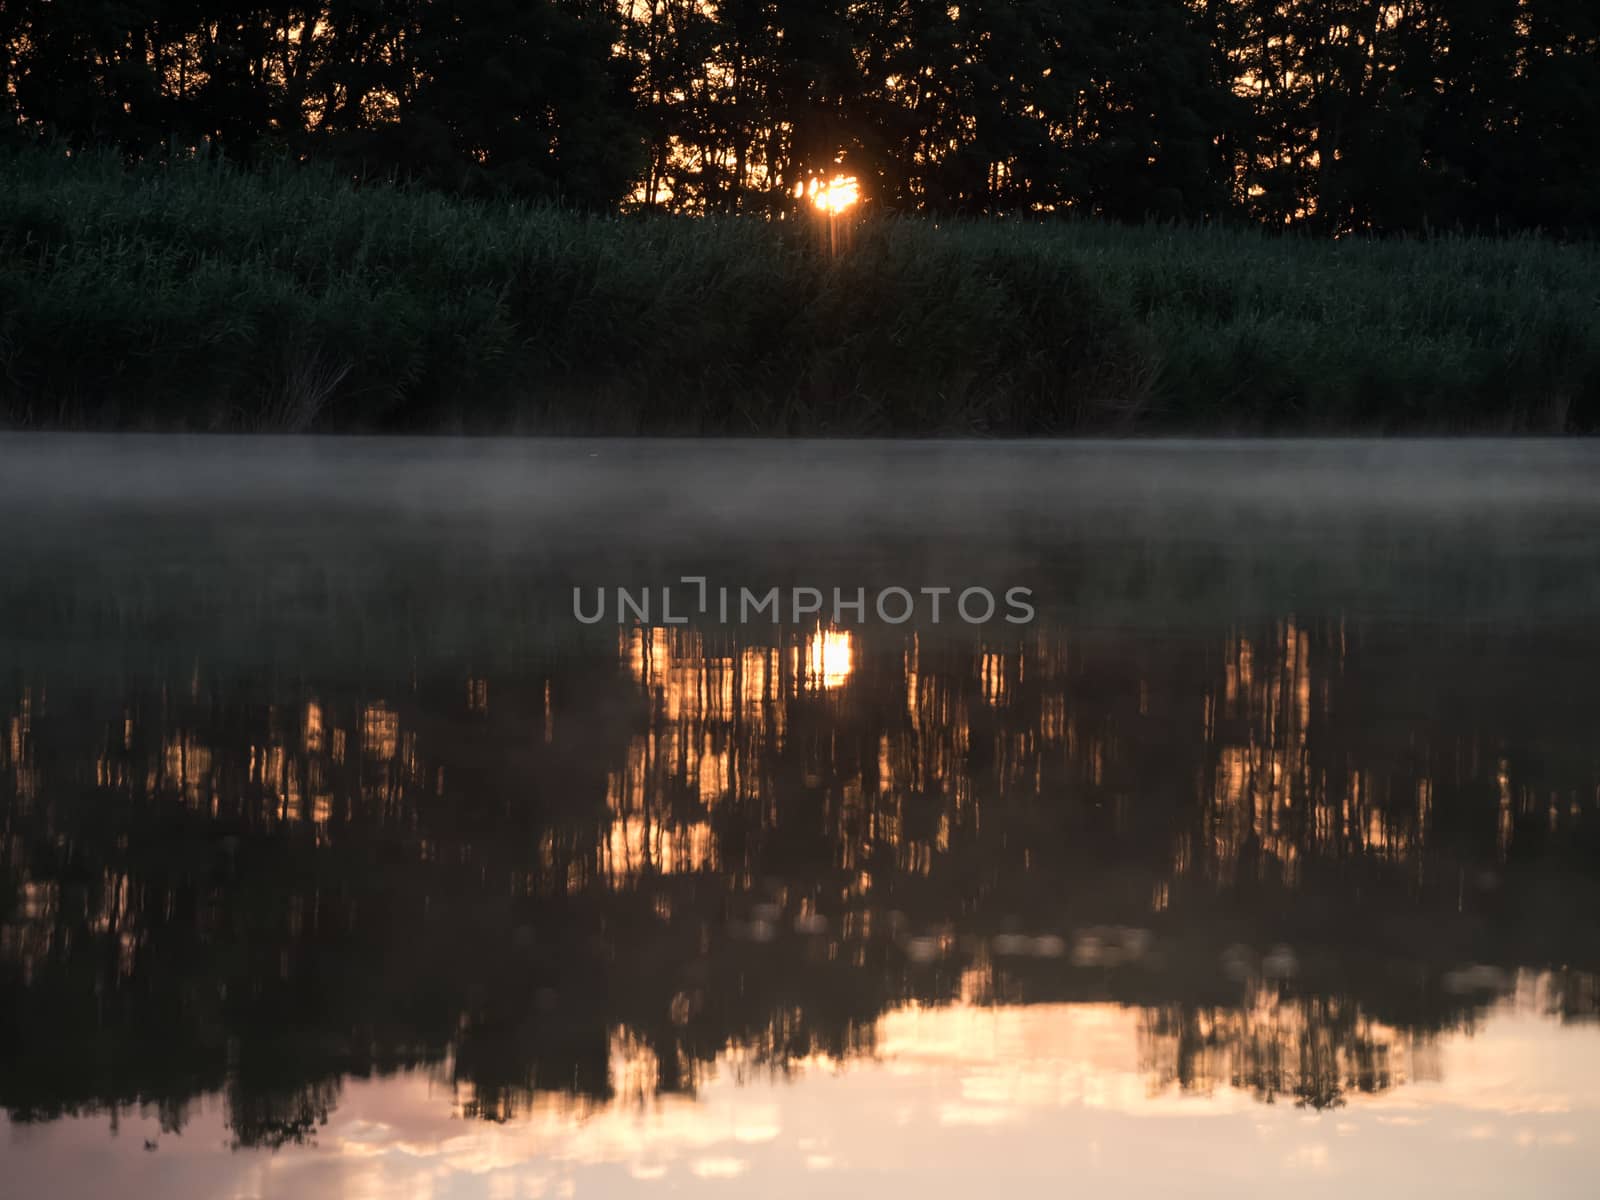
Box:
[795,174,861,214]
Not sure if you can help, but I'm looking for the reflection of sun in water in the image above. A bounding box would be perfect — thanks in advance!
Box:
[803,628,854,691]
[796,174,861,214]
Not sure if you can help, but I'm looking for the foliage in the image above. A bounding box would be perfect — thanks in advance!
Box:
[0,1,1596,231]
[2,146,1596,432]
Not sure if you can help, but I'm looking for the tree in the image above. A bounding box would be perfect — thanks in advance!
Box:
[0,0,1593,230]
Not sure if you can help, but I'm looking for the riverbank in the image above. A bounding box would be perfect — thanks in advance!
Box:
[2,148,1596,434]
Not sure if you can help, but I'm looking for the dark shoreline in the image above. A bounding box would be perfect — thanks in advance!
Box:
[4,149,1598,435]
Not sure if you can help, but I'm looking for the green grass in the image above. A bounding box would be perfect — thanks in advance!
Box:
[2,146,1597,433]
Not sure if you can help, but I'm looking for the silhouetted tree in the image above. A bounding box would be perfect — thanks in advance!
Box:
[0,0,1595,229]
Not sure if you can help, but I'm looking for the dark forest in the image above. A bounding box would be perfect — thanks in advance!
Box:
[3,1,1598,232]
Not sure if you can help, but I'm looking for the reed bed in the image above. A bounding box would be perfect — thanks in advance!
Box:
[2,147,1596,433]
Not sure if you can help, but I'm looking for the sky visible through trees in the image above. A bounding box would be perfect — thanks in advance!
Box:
[1,1,1596,233]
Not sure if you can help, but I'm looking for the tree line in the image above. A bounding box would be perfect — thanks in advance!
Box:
[1,1,1596,233]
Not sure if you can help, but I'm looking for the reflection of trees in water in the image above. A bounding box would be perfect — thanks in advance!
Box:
[1139,990,1430,1112]
[228,1073,342,1150]
[1,615,1598,1141]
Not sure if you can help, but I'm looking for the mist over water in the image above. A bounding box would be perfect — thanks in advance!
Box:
[1,436,1598,1198]
[6,433,1598,518]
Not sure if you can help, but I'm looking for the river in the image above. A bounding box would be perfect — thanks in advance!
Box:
[1,436,1597,1198]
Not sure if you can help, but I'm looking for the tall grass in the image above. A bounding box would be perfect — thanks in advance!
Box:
[2,146,1596,433]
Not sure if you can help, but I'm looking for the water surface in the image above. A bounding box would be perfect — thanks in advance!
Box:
[1,437,1597,1198]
